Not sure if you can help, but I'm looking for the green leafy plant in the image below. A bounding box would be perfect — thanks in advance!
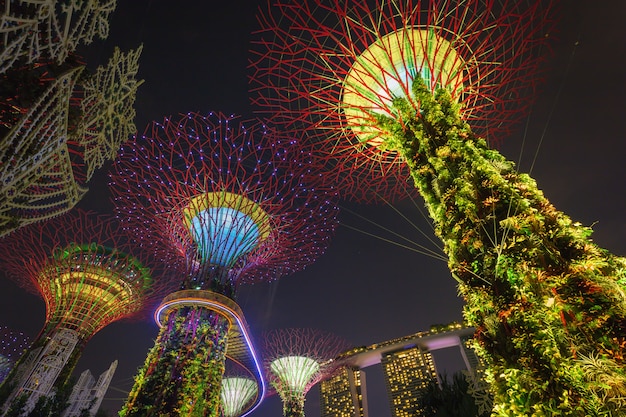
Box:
[371,77,626,415]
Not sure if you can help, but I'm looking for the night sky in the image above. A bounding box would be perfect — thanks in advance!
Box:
[0,1,624,416]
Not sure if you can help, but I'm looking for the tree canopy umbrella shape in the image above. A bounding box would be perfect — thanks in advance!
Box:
[250,1,626,415]
[262,328,349,417]
[0,208,168,415]
[220,376,258,417]
[110,112,339,417]
[249,0,556,202]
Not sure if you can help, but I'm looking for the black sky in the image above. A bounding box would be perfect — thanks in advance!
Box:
[0,1,625,416]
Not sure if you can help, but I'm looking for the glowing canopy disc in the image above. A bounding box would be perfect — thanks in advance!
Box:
[183,192,271,268]
[270,355,320,395]
[220,377,258,417]
[342,27,465,147]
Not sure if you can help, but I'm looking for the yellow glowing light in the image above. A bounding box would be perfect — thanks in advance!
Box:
[182,191,271,241]
[342,28,465,147]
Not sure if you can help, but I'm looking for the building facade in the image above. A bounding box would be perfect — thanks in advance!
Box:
[320,325,477,417]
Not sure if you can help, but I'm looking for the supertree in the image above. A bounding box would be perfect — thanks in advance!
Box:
[250,1,626,414]
[219,361,259,417]
[0,327,30,385]
[220,377,257,417]
[0,0,116,73]
[0,209,168,415]
[249,0,554,203]
[0,45,142,237]
[110,112,338,417]
[262,328,349,417]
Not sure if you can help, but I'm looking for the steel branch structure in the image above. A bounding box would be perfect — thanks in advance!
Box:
[0,0,116,73]
[0,46,142,237]
[0,209,166,415]
[249,0,556,202]
[220,361,259,417]
[110,112,338,417]
[262,328,349,417]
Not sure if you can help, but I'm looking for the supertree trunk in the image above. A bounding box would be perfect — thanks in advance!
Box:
[120,306,230,417]
[375,78,626,416]
[281,394,305,417]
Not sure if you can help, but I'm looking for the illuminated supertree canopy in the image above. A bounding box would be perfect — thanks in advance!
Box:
[0,209,167,414]
[110,112,338,417]
[219,359,259,417]
[0,46,142,237]
[220,377,258,417]
[249,0,555,202]
[251,1,626,415]
[0,326,30,384]
[262,328,349,417]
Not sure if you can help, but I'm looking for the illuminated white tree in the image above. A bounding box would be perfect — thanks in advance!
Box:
[220,377,258,417]
[262,328,348,417]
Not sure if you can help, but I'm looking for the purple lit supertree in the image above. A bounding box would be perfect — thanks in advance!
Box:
[0,209,168,414]
[249,0,555,202]
[262,328,349,417]
[110,112,338,417]
[0,327,30,385]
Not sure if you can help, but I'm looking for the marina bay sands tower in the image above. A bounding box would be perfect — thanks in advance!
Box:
[320,325,484,417]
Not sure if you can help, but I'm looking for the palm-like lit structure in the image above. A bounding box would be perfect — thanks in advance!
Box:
[250,1,626,415]
[0,46,142,237]
[0,0,116,73]
[111,112,338,417]
[0,209,165,414]
[250,0,553,202]
[262,328,348,417]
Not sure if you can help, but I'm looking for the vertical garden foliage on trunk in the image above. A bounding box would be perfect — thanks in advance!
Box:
[374,77,626,416]
[120,307,229,417]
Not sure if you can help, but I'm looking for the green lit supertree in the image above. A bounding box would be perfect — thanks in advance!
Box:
[251,1,626,415]
[0,46,142,237]
[110,112,338,417]
[262,328,348,417]
[219,361,258,417]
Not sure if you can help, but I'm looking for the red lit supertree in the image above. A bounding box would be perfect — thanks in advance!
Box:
[249,0,555,202]
[0,209,168,415]
[252,2,626,415]
[246,2,626,416]
[110,112,338,417]
[262,328,349,417]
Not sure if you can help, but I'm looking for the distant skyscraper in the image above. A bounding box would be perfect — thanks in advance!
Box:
[381,347,437,417]
[320,366,368,417]
[63,360,117,417]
